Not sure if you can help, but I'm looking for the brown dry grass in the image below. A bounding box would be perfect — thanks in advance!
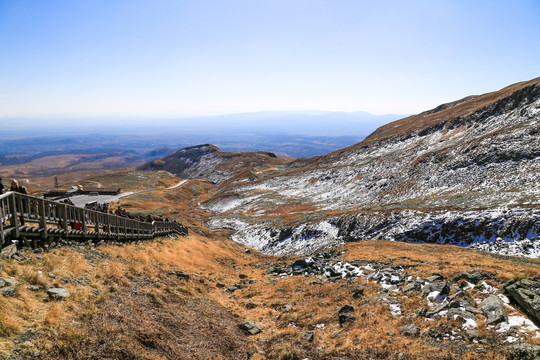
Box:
[0,233,535,359]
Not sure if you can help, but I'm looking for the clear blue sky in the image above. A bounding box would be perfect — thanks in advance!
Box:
[1,0,539,118]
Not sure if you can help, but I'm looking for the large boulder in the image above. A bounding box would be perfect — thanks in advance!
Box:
[480,295,507,325]
[504,279,540,326]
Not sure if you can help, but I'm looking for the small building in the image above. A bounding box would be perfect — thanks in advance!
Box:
[43,189,69,198]
[79,187,121,195]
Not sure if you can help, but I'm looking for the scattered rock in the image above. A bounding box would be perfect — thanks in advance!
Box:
[301,331,314,342]
[0,286,17,296]
[0,244,18,259]
[507,342,540,360]
[422,280,449,298]
[2,277,15,286]
[26,285,40,291]
[292,259,309,269]
[216,283,226,288]
[245,301,257,309]
[175,271,190,281]
[351,287,364,298]
[465,329,478,340]
[454,272,485,284]
[46,288,70,300]
[399,324,420,338]
[238,321,263,335]
[504,278,540,326]
[338,305,355,326]
[403,281,421,293]
[480,295,507,325]
[425,302,449,318]
[239,274,248,279]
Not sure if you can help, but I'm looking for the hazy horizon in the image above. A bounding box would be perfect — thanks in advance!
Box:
[1,0,539,122]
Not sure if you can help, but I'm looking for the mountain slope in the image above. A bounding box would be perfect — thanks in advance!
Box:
[138,144,290,185]
[202,77,540,256]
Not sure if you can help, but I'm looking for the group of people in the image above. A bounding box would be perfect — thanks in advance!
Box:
[84,202,174,224]
[0,178,27,195]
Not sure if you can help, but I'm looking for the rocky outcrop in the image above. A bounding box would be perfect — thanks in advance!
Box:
[138,144,286,184]
[504,279,540,326]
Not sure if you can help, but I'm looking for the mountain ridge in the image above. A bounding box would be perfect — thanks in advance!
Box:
[195,76,540,256]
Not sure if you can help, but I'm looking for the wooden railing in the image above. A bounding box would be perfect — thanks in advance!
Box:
[0,191,187,249]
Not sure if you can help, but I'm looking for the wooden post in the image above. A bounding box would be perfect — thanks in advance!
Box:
[81,209,87,238]
[105,214,111,239]
[10,194,19,239]
[62,204,68,237]
[116,216,120,241]
[38,199,48,240]
[95,213,100,240]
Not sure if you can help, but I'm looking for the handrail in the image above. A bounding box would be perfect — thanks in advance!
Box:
[0,191,187,248]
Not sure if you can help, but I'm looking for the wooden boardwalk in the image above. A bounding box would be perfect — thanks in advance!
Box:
[0,191,187,249]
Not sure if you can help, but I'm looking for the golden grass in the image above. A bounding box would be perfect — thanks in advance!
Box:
[0,232,535,359]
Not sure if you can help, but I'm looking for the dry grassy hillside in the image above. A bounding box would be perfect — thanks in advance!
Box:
[0,153,143,188]
[0,234,537,359]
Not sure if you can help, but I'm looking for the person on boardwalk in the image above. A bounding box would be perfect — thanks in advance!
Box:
[10,180,27,194]
[10,180,28,225]
[0,178,6,194]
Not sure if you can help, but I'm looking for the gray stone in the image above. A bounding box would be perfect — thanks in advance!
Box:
[465,329,478,340]
[425,302,450,318]
[238,321,263,335]
[454,271,485,284]
[283,303,293,311]
[351,287,364,298]
[1,277,15,286]
[46,288,70,300]
[422,280,449,297]
[0,244,18,259]
[26,285,40,291]
[504,278,540,326]
[399,324,420,337]
[175,270,190,281]
[446,308,477,323]
[402,281,421,293]
[507,342,540,360]
[425,274,444,283]
[301,331,314,342]
[338,305,355,326]
[245,301,257,309]
[480,295,507,325]
[0,286,17,296]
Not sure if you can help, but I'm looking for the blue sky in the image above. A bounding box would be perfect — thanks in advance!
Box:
[0,0,539,118]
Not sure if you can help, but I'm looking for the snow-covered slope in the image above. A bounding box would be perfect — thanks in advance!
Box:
[203,77,540,256]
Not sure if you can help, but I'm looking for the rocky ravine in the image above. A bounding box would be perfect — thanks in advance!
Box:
[200,78,540,257]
